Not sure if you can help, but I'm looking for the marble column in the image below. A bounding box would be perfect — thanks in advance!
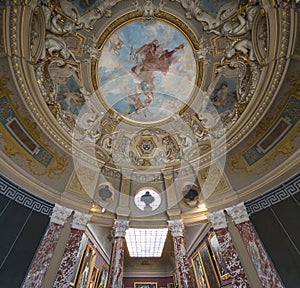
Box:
[107,219,129,288]
[53,210,91,288]
[168,219,194,288]
[22,204,72,288]
[226,203,283,288]
[207,211,250,288]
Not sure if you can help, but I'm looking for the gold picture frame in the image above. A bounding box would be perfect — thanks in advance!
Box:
[89,265,99,288]
[134,283,158,288]
[70,234,88,287]
[96,264,108,288]
[192,252,208,288]
[208,232,230,281]
[199,242,220,288]
[75,244,96,288]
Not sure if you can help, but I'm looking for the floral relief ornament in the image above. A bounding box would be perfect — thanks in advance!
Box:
[50,203,73,225]
[71,210,92,231]
[206,210,228,230]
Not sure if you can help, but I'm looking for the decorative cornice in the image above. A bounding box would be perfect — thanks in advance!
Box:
[0,174,54,216]
[113,219,129,237]
[245,173,300,215]
[225,202,249,224]
[50,203,73,225]
[206,210,227,230]
[71,210,92,231]
[168,219,184,237]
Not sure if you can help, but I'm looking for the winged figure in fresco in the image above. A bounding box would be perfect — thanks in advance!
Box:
[129,39,184,113]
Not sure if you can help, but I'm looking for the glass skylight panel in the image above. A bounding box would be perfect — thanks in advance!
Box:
[125,228,168,257]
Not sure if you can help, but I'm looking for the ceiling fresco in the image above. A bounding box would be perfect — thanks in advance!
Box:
[0,0,299,224]
[98,19,196,123]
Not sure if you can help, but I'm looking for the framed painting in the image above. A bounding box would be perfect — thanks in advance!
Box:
[70,234,88,287]
[89,265,99,288]
[173,270,178,286]
[192,253,208,288]
[134,283,157,288]
[208,232,230,281]
[96,264,108,288]
[199,243,220,288]
[75,245,96,288]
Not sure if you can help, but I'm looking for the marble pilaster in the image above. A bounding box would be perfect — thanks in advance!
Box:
[53,210,91,288]
[22,204,72,288]
[207,211,250,288]
[107,219,129,288]
[168,219,194,288]
[226,203,283,288]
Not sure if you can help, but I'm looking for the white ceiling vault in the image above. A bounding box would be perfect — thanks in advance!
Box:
[0,1,299,270]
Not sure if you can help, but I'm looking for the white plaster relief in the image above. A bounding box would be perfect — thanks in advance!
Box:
[168,219,184,237]
[226,202,249,224]
[50,203,73,225]
[206,210,227,229]
[113,219,129,237]
[71,211,92,230]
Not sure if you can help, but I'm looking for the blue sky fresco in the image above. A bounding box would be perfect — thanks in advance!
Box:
[197,0,231,17]
[98,19,196,123]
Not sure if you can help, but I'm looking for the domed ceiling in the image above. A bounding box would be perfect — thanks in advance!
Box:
[0,0,299,226]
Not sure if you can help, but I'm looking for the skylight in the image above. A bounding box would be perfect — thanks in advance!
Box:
[125,228,168,257]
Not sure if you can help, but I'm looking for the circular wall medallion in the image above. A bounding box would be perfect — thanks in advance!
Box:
[134,188,161,211]
[97,18,197,123]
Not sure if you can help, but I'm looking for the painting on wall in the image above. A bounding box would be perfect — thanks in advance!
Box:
[89,265,99,288]
[192,253,208,288]
[70,234,88,287]
[98,19,196,123]
[197,0,231,16]
[210,75,237,114]
[134,282,158,288]
[208,233,230,281]
[75,245,96,288]
[96,264,108,288]
[199,243,220,288]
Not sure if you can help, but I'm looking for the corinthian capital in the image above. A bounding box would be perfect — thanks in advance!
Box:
[206,210,227,230]
[225,202,249,224]
[71,211,92,231]
[113,219,129,237]
[168,219,184,237]
[50,203,73,225]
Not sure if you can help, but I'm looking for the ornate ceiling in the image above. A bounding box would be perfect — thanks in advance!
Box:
[0,0,299,228]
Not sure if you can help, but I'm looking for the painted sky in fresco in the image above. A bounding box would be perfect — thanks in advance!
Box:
[197,0,231,16]
[98,20,196,123]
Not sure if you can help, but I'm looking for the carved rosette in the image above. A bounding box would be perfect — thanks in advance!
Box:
[113,219,129,237]
[168,219,184,237]
[50,203,73,225]
[71,210,92,231]
[206,210,228,229]
[225,202,249,225]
